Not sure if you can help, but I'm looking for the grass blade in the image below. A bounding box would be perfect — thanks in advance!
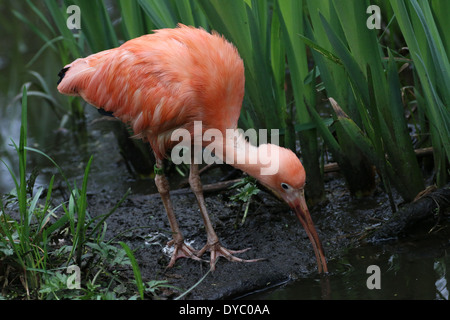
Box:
[74,155,93,265]
[119,242,144,300]
[298,33,342,66]
[19,86,28,234]
[71,0,118,51]
[118,0,147,39]
[44,0,81,58]
[175,269,211,300]
[138,0,177,28]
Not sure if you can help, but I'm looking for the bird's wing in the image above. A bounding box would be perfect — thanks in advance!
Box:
[57,26,245,158]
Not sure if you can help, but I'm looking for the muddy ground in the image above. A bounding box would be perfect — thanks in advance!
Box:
[85,162,438,300]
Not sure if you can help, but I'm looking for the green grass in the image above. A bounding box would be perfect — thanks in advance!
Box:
[0,88,175,300]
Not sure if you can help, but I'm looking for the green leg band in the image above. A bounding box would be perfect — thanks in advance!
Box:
[154,164,164,175]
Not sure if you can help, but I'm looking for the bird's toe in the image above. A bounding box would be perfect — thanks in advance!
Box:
[197,242,265,271]
[166,240,204,268]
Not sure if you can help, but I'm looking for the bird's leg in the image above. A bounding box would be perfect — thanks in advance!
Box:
[188,160,263,270]
[154,159,201,267]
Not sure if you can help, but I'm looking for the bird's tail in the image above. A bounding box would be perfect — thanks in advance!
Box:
[57,57,97,97]
[57,67,70,85]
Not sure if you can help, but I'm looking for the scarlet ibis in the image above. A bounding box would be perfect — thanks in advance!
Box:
[57,24,328,273]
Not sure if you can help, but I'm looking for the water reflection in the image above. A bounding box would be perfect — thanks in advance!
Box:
[0,1,65,193]
[248,230,450,300]
[434,259,448,300]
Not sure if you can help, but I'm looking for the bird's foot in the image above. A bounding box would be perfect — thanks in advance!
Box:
[166,239,203,268]
[197,241,264,271]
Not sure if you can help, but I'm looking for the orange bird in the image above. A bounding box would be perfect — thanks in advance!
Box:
[57,24,328,273]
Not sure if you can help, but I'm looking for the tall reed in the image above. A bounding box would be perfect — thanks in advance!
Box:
[300,0,449,202]
[390,0,450,187]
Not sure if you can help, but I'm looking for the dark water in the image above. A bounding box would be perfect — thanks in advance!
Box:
[247,228,450,300]
[0,1,64,194]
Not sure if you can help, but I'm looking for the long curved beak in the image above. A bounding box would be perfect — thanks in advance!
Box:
[290,189,328,274]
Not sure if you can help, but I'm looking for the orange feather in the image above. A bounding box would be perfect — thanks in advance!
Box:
[58,24,244,159]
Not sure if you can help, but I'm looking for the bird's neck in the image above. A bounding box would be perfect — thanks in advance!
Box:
[207,130,280,183]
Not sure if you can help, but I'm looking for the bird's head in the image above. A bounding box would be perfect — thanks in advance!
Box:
[256,145,328,274]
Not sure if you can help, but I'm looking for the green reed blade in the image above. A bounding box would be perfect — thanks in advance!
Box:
[119,242,144,300]
[391,0,449,185]
[44,0,80,58]
[70,0,118,51]
[119,0,147,39]
[138,0,178,28]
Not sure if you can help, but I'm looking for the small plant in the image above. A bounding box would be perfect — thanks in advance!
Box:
[230,176,261,226]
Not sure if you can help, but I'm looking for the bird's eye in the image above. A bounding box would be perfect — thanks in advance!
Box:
[281,183,290,190]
